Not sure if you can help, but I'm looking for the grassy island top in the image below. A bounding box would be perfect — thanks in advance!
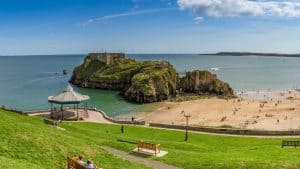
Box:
[71,54,234,103]
[1,109,300,169]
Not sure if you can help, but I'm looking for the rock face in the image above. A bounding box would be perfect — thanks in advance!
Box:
[122,61,178,103]
[70,54,178,103]
[70,53,235,103]
[180,70,234,97]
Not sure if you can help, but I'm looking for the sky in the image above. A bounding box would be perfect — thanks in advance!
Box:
[2,0,300,55]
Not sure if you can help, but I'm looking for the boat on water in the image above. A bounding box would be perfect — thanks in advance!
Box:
[211,67,219,71]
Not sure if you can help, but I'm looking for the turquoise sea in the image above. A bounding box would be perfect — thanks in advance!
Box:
[1,54,300,117]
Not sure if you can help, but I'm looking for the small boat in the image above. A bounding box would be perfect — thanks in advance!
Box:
[211,67,219,71]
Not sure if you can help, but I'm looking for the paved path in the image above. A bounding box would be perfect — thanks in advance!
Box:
[101,146,181,169]
[28,108,300,138]
[84,110,112,124]
[28,109,112,124]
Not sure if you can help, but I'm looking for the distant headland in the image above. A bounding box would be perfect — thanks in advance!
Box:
[202,52,300,57]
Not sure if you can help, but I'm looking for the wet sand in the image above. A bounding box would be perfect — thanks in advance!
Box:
[138,89,300,131]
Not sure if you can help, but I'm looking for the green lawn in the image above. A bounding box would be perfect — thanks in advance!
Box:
[0,109,150,169]
[1,109,300,169]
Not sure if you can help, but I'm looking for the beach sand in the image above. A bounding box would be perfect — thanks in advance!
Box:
[137,89,300,131]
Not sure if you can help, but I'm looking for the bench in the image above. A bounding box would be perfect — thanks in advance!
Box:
[67,157,100,169]
[137,141,160,155]
[282,140,300,148]
[44,118,59,127]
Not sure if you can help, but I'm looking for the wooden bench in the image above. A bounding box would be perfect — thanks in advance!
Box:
[67,157,100,169]
[137,141,160,155]
[282,140,300,148]
[44,118,59,127]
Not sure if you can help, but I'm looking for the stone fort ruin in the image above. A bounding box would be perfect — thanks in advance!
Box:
[87,52,125,65]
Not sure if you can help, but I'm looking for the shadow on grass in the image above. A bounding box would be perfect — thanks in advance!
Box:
[116,139,158,159]
[129,151,152,158]
[117,139,137,145]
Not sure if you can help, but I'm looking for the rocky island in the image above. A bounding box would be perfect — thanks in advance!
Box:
[70,53,234,103]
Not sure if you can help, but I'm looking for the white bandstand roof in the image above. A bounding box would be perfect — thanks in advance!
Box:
[48,85,90,104]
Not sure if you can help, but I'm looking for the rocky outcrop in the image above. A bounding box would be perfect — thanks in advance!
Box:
[124,61,178,103]
[70,55,178,103]
[179,70,234,97]
[70,53,235,103]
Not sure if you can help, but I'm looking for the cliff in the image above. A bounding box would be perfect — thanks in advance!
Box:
[180,70,234,97]
[70,55,178,103]
[70,53,234,103]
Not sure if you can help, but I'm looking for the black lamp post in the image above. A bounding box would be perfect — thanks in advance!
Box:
[121,124,124,133]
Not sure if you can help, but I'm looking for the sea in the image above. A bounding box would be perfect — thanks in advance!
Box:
[1,54,300,117]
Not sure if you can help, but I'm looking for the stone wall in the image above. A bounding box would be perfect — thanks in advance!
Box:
[85,108,146,125]
[88,53,125,65]
[21,107,146,125]
[149,123,300,136]
[1,106,25,115]
[3,105,300,136]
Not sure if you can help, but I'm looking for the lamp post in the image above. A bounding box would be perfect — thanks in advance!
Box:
[121,124,124,133]
[182,110,191,141]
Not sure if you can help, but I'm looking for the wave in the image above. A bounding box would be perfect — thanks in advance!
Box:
[207,65,277,71]
[211,67,220,71]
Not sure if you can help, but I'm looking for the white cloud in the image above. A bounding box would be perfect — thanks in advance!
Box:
[194,16,203,23]
[177,0,300,19]
[87,8,174,24]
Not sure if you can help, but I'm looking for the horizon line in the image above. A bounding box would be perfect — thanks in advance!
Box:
[3,51,300,57]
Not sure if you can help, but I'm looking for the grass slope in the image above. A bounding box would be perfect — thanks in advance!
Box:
[62,123,300,169]
[0,109,149,169]
[1,109,300,169]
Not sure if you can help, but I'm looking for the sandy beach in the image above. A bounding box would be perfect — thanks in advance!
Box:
[137,89,300,131]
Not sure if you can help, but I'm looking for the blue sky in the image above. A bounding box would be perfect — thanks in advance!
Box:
[2,0,300,55]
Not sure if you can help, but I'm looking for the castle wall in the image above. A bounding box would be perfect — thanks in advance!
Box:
[88,53,125,64]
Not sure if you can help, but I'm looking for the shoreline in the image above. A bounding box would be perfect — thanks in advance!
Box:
[5,103,300,137]
[135,88,300,131]
[3,87,300,131]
